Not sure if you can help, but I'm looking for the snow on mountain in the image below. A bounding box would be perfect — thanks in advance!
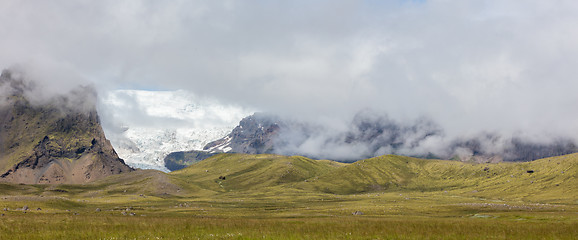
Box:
[99,90,253,171]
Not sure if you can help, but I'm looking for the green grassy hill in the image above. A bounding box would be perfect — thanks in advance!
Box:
[171,154,341,192]
[0,153,576,239]
[3,152,571,204]
[293,154,576,203]
[166,153,576,204]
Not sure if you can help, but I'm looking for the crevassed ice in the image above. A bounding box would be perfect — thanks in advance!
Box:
[100,90,253,171]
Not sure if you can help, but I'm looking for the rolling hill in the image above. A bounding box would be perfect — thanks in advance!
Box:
[0,152,575,239]
[165,153,577,203]
[3,151,573,205]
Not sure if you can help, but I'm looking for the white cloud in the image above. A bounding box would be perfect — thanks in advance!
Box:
[0,0,577,143]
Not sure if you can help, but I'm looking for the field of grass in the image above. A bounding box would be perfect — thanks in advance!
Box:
[0,153,576,239]
[1,213,575,240]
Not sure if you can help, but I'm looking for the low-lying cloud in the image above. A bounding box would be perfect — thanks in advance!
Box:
[0,66,96,114]
[253,111,576,162]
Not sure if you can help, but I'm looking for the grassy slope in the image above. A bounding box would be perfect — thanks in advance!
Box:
[0,153,576,239]
[164,153,577,204]
[171,154,340,192]
[1,153,574,205]
[297,154,577,203]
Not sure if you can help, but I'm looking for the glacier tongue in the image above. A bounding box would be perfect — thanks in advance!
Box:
[99,90,253,172]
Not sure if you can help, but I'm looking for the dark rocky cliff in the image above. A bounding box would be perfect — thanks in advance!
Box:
[0,69,133,184]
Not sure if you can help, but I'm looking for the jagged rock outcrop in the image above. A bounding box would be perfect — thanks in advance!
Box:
[203,113,281,154]
[0,69,133,184]
[163,113,280,171]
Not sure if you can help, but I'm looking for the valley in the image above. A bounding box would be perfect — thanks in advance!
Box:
[0,153,576,239]
[2,1,578,239]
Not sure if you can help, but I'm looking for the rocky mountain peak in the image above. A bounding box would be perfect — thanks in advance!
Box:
[0,69,133,184]
[203,113,280,154]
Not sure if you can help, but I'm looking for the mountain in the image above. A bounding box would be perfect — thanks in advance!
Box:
[163,113,283,171]
[100,90,252,171]
[0,69,133,184]
[165,112,577,171]
[203,113,281,154]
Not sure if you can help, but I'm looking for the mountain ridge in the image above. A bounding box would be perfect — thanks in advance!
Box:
[164,112,578,171]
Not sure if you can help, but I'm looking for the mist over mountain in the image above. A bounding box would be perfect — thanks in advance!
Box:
[1,2,577,171]
[194,112,577,164]
[0,69,133,184]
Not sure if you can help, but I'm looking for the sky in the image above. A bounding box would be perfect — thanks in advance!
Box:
[1,0,578,144]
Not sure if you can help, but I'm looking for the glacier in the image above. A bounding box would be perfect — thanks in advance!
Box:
[99,89,253,171]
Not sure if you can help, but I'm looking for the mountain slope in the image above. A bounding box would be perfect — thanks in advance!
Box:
[171,154,341,192]
[0,69,133,184]
[1,151,573,206]
[163,113,280,171]
[167,152,576,203]
[202,113,281,154]
[297,154,577,202]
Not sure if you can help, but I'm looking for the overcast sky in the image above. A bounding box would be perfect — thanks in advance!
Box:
[1,0,577,141]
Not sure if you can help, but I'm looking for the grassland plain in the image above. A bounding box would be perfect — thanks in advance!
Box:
[0,153,576,239]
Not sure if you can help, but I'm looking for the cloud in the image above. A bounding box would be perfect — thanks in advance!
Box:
[1,1,577,146]
[253,111,576,162]
[0,64,96,114]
